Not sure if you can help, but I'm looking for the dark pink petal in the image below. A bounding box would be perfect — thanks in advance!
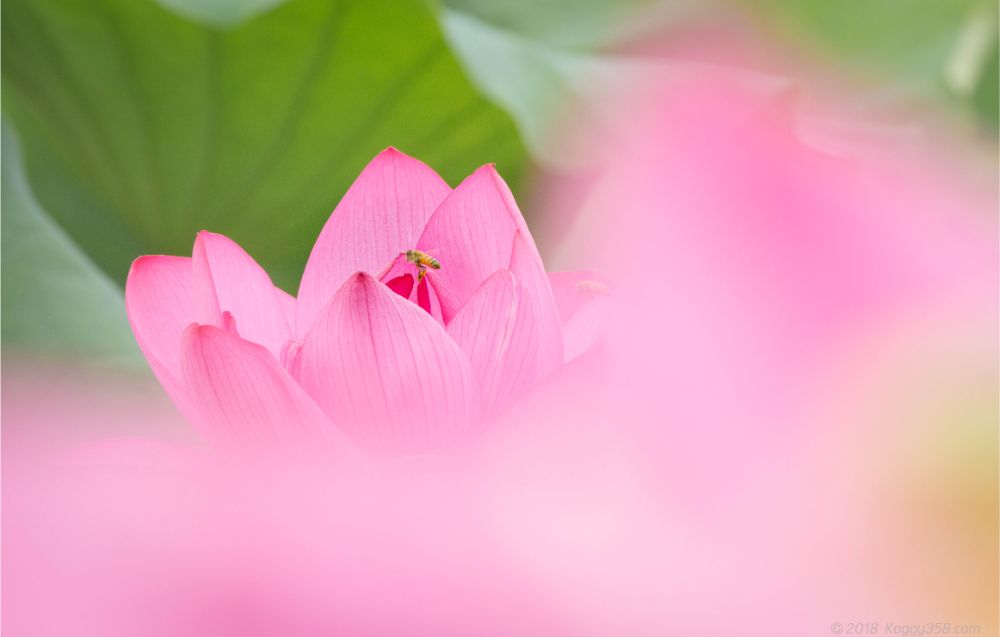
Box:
[508,232,564,377]
[415,165,536,322]
[548,271,612,362]
[125,256,200,416]
[293,272,476,452]
[180,324,348,451]
[414,276,446,323]
[447,270,539,416]
[191,231,292,358]
[385,273,415,299]
[376,253,446,325]
[375,252,414,285]
[296,148,451,336]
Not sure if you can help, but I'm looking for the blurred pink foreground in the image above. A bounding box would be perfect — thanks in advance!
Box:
[4,71,997,636]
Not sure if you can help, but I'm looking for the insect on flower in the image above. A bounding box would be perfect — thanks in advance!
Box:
[403,248,441,282]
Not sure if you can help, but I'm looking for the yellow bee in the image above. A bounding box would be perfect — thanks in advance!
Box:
[403,249,441,282]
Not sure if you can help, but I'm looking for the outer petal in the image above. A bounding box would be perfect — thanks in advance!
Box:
[508,232,564,376]
[180,324,348,451]
[548,271,612,362]
[192,231,292,357]
[125,255,199,415]
[447,270,539,416]
[296,148,451,336]
[293,272,476,452]
[415,165,535,322]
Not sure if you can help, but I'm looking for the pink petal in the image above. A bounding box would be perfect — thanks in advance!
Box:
[447,270,539,416]
[548,271,612,362]
[293,272,476,452]
[275,287,297,330]
[191,231,292,358]
[296,148,451,336]
[508,232,564,376]
[180,324,348,451]
[415,165,536,322]
[125,256,201,416]
[190,235,223,328]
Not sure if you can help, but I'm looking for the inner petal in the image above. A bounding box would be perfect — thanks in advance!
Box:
[415,276,444,323]
[221,310,240,336]
[385,274,414,298]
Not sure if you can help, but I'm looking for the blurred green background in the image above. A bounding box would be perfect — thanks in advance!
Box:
[2,0,997,366]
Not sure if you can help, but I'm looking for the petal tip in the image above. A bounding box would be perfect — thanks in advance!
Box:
[472,163,499,177]
[374,145,415,163]
[195,229,230,245]
[343,270,384,293]
[128,254,153,275]
[193,230,213,255]
[466,163,512,195]
[128,254,185,279]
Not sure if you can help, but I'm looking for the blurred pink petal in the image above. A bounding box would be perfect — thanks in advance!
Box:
[296,148,451,336]
[548,271,612,362]
[534,70,997,633]
[8,57,997,636]
[548,271,604,320]
[64,436,206,474]
[447,270,539,416]
[293,272,476,451]
[192,231,292,358]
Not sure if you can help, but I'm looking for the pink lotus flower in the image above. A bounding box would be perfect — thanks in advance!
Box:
[125,149,605,453]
